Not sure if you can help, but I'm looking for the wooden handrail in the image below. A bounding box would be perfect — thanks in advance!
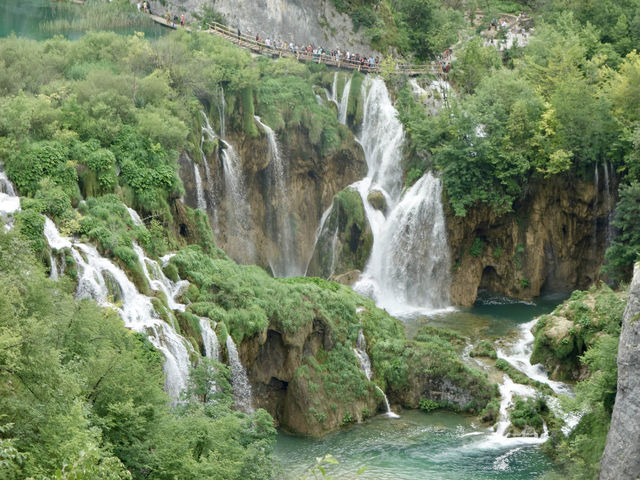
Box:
[205,20,443,76]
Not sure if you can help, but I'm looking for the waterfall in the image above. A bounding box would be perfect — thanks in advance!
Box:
[43,218,192,402]
[356,172,451,315]
[304,76,452,314]
[49,254,58,280]
[353,330,399,418]
[353,330,373,379]
[338,77,352,125]
[189,153,207,211]
[133,243,189,312]
[496,319,571,395]
[199,317,220,361]
[217,86,226,140]
[494,377,546,439]
[327,72,339,105]
[254,115,300,277]
[304,204,333,276]
[358,77,404,202]
[127,207,143,226]
[484,315,579,444]
[225,335,254,413]
[199,111,217,208]
[220,140,255,261]
[0,165,20,229]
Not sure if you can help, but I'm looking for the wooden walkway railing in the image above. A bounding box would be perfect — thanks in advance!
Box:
[205,20,443,77]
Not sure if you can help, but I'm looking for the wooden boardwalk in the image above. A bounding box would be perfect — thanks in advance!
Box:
[204,21,442,76]
[146,14,443,77]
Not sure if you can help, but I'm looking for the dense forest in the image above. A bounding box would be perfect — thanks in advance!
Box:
[0,0,639,478]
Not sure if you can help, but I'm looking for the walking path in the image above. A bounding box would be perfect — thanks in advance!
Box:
[147,16,443,76]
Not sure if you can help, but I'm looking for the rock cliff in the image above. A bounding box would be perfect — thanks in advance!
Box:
[143,0,377,56]
[447,174,613,306]
[600,264,640,480]
[179,123,366,274]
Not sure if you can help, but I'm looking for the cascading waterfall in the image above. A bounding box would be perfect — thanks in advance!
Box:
[356,173,451,315]
[43,218,192,402]
[0,165,20,229]
[254,115,300,277]
[199,317,220,361]
[134,243,189,312]
[304,204,333,276]
[220,140,255,261]
[496,319,571,395]
[327,72,339,105]
[349,76,451,316]
[189,153,207,211]
[338,77,352,125]
[127,206,143,226]
[217,86,226,140]
[225,335,254,413]
[485,315,579,446]
[199,111,217,213]
[353,330,399,418]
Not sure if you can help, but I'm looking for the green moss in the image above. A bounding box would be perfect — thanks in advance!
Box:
[530,284,626,381]
[495,358,554,395]
[470,340,497,359]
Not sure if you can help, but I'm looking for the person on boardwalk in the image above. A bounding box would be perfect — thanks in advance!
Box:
[237,27,241,41]
[180,14,185,27]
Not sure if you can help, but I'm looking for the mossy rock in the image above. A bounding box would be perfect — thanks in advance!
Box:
[367,190,387,212]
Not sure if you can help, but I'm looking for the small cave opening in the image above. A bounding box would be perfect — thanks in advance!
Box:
[478,265,501,295]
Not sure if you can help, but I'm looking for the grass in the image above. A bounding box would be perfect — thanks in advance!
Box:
[39,0,154,33]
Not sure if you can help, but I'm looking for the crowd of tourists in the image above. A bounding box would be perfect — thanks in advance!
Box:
[249,33,381,70]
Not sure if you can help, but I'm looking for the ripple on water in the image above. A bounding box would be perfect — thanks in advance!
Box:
[275,410,556,480]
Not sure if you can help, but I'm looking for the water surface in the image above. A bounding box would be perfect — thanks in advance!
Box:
[0,0,166,40]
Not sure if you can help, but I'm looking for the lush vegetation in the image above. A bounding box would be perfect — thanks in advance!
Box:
[531,284,626,381]
[370,326,498,413]
[330,0,463,60]
[395,1,640,263]
[533,285,627,479]
[0,230,276,479]
[469,339,497,359]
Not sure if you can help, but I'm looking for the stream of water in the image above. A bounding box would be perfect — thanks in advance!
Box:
[276,295,565,479]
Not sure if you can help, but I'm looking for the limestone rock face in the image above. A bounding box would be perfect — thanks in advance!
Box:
[446,175,613,306]
[179,125,366,273]
[237,321,379,436]
[600,265,640,480]
[143,0,377,56]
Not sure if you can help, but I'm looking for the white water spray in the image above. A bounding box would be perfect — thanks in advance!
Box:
[353,330,399,418]
[226,335,254,413]
[254,115,300,277]
[199,317,220,361]
[0,165,20,228]
[356,172,452,315]
[43,219,192,402]
[338,77,352,125]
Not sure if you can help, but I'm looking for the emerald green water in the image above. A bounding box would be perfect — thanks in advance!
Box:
[275,411,555,479]
[275,295,565,479]
[0,0,166,40]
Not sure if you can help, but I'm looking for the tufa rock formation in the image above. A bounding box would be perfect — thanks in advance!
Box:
[447,175,613,306]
